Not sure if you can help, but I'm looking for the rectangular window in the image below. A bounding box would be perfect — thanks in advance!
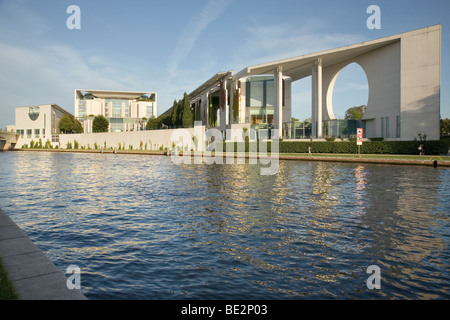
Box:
[381,117,385,138]
[146,103,153,118]
[78,100,86,117]
[124,101,130,118]
[112,101,122,118]
[34,129,40,138]
[27,129,32,138]
[52,135,59,143]
[396,116,401,138]
[265,80,275,107]
[110,118,123,132]
[43,129,45,137]
[250,81,264,107]
[385,117,390,138]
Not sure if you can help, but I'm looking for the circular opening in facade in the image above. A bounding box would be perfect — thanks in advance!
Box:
[330,63,369,119]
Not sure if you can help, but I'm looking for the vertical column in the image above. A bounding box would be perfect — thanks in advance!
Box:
[311,63,317,138]
[229,80,236,125]
[274,66,283,139]
[312,58,323,138]
[201,91,209,128]
[219,79,227,131]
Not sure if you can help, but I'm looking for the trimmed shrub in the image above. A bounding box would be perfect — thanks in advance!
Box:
[222,140,448,155]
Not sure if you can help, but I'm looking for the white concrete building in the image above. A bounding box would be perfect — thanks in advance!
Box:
[75,89,157,133]
[188,25,441,141]
[13,104,70,148]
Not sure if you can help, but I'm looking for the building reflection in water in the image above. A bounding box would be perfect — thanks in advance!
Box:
[3,151,449,299]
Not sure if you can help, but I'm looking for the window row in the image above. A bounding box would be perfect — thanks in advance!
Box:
[16,129,46,138]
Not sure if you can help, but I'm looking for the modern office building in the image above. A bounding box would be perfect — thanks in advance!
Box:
[74,90,157,133]
[13,104,70,148]
[188,25,441,141]
[189,72,292,138]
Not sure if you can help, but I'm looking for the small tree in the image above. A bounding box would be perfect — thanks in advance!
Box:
[441,118,450,136]
[181,92,193,128]
[92,115,109,133]
[73,119,83,133]
[170,100,179,126]
[146,117,159,130]
[59,114,74,133]
[58,114,83,133]
[345,105,367,120]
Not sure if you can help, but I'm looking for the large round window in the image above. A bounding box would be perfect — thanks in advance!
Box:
[28,106,40,121]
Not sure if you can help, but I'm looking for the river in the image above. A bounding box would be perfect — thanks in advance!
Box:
[0,151,448,299]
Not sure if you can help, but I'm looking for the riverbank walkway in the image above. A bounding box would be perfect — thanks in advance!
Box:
[14,148,450,167]
[0,208,86,300]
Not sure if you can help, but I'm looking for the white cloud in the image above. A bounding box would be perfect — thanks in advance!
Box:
[166,0,233,79]
[0,41,143,116]
[232,20,365,71]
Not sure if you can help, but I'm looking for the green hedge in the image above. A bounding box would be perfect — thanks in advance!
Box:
[222,140,448,155]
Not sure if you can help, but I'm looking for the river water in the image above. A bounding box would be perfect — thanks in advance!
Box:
[0,151,449,299]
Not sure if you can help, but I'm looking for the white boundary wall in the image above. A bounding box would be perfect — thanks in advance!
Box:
[59,127,205,151]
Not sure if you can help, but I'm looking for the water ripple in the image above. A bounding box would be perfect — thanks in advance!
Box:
[0,151,449,299]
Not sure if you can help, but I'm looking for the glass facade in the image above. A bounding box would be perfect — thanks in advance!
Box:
[283,121,312,139]
[146,103,153,118]
[109,118,123,132]
[76,91,156,133]
[323,119,364,138]
[78,100,86,117]
[246,76,280,125]
[111,100,122,118]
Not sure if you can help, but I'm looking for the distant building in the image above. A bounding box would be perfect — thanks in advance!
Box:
[13,104,70,148]
[74,89,157,133]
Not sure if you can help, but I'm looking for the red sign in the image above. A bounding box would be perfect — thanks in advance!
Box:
[357,128,363,145]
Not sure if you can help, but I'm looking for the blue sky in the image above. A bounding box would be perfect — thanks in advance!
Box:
[0,0,449,129]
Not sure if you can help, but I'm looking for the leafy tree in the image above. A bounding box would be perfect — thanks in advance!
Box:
[92,115,109,133]
[345,105,367,120]
[58,114,83,133]
[181,92,193,128]
[440,118,450,136]
[73,119,83,133]
[146,117,159,130]
[59,114,74,133]
[170,100,180,126]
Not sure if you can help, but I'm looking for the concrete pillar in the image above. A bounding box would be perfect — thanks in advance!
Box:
[201,92,209,128]
[219,79,227,131]
[229,80,237,124]
[312,58,323,138]
[274,66,283,139]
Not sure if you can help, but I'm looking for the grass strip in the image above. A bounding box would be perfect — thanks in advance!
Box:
[0,256,19,300]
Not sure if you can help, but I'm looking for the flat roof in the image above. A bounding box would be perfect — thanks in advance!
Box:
[189,71,233,98]
[15,104,70,115]
[76,89,156,100]
[233,24,441,81]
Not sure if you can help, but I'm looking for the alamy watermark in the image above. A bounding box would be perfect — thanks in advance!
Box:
[366,265,381,290]
[66,265,81,290]
[367,5,381,30]
[66,5,81,30]
[170,122,279,176]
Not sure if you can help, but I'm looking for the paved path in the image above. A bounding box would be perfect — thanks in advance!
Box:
[0,208,86,300]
